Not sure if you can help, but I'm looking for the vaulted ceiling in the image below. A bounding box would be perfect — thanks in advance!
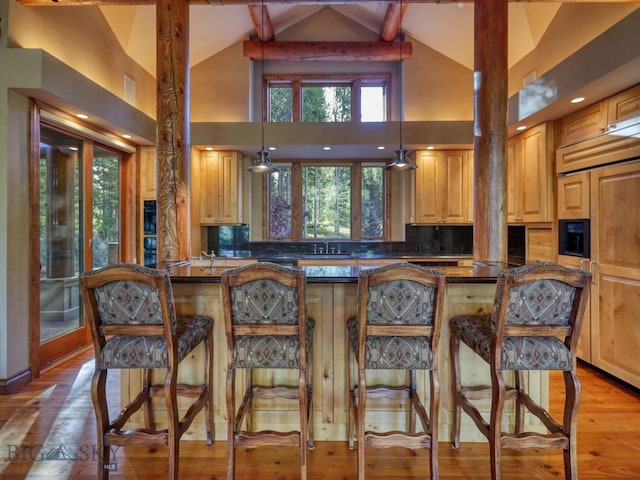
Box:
[98,2,563,76]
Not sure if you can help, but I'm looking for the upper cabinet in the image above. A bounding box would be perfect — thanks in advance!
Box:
[559,84,640,148]
[411,150,473,225]
[139,146,157,199]
[507,122,555,224]
[199,150,243,225]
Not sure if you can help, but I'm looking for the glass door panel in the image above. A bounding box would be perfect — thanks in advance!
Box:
[92,146,120,269]
[38,126,83,344]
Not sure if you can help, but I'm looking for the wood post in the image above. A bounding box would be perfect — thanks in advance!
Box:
[473,0,508,264]
[156,0,191,262]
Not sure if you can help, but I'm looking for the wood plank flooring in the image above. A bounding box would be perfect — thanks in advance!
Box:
[1,348,639,479]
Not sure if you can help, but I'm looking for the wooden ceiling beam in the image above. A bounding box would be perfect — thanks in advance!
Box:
[243,40,412,61]
[247,5,274,42]
[379,2,408,42]
[18,0,638,6]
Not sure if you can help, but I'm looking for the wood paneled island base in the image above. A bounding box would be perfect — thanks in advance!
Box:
[120,264,549,442]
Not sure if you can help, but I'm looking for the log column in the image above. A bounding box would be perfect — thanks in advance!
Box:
[156,0,190,262]
[473,0,508,264]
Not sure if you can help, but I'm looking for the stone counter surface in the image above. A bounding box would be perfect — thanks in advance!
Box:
[162,261,511,284]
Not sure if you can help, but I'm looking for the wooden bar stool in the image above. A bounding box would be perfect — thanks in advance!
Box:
[450,262,591,480]
[347,263,446,480]
[221,262,314,480]
[79,263,214,480]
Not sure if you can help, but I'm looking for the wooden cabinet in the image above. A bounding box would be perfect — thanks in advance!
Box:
[589,160,640,388]
[557,254,592,362]
[412,150,472,225]
[557,171,590,219]
[559,84,640,148]
[507,122,554,224]
[199,150,243,225]
[607,83,640,128]
[139,146,157,198]
[558,101,608,147]
[526,227,553,263]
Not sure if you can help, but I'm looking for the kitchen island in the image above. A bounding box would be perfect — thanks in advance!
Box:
[120,262,548,442]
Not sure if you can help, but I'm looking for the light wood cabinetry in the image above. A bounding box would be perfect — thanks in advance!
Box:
[557,254,592,362]
[507,122,555,224]
[139,146,157,198]
[558,101,608,147]
[199,150,243,225]
[589,160,640,389]
[607,83,640,127]
[526,227,553,263]
[557,171,590,219]
[412,150,472,225]
[559,84,640,148]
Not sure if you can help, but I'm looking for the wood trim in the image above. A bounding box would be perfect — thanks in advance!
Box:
[0,369,32,395]
[29,101,41,379]
[19,0,640,5]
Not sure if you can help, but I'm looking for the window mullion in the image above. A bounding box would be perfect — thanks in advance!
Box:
[292,79,302,123]
[351,164,362,241]
[290,162,303,240]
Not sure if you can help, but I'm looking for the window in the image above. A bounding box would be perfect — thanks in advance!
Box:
[267,162,386,241]
[267,75,390,123]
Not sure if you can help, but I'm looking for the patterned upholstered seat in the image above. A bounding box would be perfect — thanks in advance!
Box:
[80,263,214,480]
[221,262,314,480]
[450,262,591,480]
[347,263,445,480]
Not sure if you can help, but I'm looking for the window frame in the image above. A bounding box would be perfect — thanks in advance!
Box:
[265,73,391,123]
[264,159,391,241]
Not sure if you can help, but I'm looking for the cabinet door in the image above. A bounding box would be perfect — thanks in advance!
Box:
[558,100,607,147]
[590,161,640,388]
[414,150,441,224]
[414,150,472,225]
[521,124,551,222]
[199,151,242,225]
[441,150,469,224]
[508,123,553,223]
[139,146,157,198]
[607,84,640,127]
[558,171,590,219]
[557,254,591,362]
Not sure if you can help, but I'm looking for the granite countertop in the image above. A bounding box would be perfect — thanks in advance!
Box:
[163,261,510,284]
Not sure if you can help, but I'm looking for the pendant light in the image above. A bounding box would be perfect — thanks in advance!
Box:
[248,1,278,174]
[386,0,416,172]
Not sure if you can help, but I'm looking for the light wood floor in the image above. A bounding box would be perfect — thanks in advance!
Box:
[1,348,639,479]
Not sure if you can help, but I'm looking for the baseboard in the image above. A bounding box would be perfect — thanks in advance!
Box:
[0,369,32,395]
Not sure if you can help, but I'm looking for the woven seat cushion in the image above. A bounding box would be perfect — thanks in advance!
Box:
[347,316,433,369]
[450,314,572,371]
[99,315,213,369]
[233,317,315,369]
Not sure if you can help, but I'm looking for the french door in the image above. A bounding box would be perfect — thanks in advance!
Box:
[35,119,127,370]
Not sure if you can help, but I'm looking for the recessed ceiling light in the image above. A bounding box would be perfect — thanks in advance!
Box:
[426,145,435,150]
[377,146,385,150]
[516,125,527,131]
[571,96,585,104]
[268,146,276,151]
[205,147,213,151]
[76,113,89,119]
[122,134,132,139]
[323,146,331,151]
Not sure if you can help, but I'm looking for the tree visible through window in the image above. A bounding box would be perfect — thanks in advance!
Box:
[267,75,389,123]
[267,163,386,240]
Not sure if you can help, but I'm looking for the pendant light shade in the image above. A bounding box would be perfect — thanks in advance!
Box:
[385,147,416,171]
[248,148,278,173]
